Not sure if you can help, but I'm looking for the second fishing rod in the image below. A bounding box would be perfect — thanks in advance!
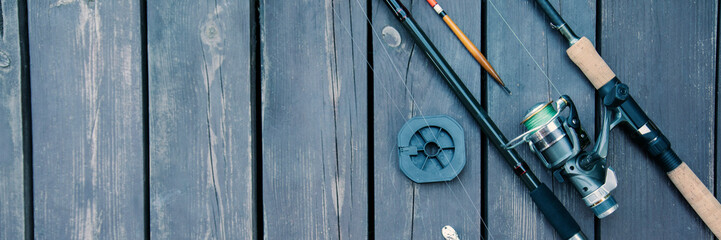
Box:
[382,0,586,239]
[527,0,721,237]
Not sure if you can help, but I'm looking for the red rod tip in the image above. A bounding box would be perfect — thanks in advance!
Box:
[426,0,437,7]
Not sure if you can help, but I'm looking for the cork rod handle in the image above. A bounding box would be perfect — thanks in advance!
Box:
[667,163,721,237]
[566,37,616,89]
[566,37,721,237]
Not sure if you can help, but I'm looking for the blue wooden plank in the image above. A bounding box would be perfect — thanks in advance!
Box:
[599,1,717,238]
[486,2,554,237]
[28,0,144,238]
[372,0,483,239]
[148,0,255,239]
[0,0,27,238]
[260,0,368,238]
[485,0,596,238]
[329,0,370,238]
[370,2,414,237]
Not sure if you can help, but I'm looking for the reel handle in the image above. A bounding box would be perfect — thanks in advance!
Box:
[667,162,721,237]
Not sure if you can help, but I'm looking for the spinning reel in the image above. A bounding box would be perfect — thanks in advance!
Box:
[505,95,619,218]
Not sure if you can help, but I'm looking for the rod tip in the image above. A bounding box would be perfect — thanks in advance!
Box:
[502,85,512,95]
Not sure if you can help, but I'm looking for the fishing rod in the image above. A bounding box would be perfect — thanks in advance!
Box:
[423,0,510,94]
[382,0,586,239]
[529,0,721,236]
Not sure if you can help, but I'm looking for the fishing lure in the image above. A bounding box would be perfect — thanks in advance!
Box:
[424,0,509,94]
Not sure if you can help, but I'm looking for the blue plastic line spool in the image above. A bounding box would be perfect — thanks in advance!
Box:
[397,115,466,183]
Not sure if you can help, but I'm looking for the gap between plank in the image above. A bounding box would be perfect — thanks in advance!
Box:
[18,0,34,238]
[366,0,375,238]
[139,0,150,239]
[714,0,720,222]
[251,0,263,239]
[480,0,489,239]
[594,1,603,239]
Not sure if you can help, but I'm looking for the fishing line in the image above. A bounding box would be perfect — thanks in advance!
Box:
[486,0,562,97]
[330,1,494,238]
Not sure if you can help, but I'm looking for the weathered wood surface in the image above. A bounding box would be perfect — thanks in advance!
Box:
[329,0,370,238]
[1,0,719,239]
[28,0,145,239]
[260,0,368,238]
[599,1,717,239]
[148,0,255,239]
[0,0,26,239]
[372,0,483,239]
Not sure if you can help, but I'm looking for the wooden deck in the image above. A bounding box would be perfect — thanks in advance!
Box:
[1,0,719,239]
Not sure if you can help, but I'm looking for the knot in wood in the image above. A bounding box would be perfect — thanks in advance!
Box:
[201,21,222,47]
[0,51,11,68]
[206,26,217,39]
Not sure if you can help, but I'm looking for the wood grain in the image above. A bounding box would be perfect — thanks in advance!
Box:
[260,0,368,238]
[330,0,370,238]
[599,0,717,238]
[0,0,27,239]
[28,0,144,239]
[147,0,255,239]
[372,0,483,239]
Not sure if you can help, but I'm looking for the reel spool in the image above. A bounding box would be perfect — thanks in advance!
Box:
[522,101,578,169]
[397,115,465,183]
[506,96,619,218]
